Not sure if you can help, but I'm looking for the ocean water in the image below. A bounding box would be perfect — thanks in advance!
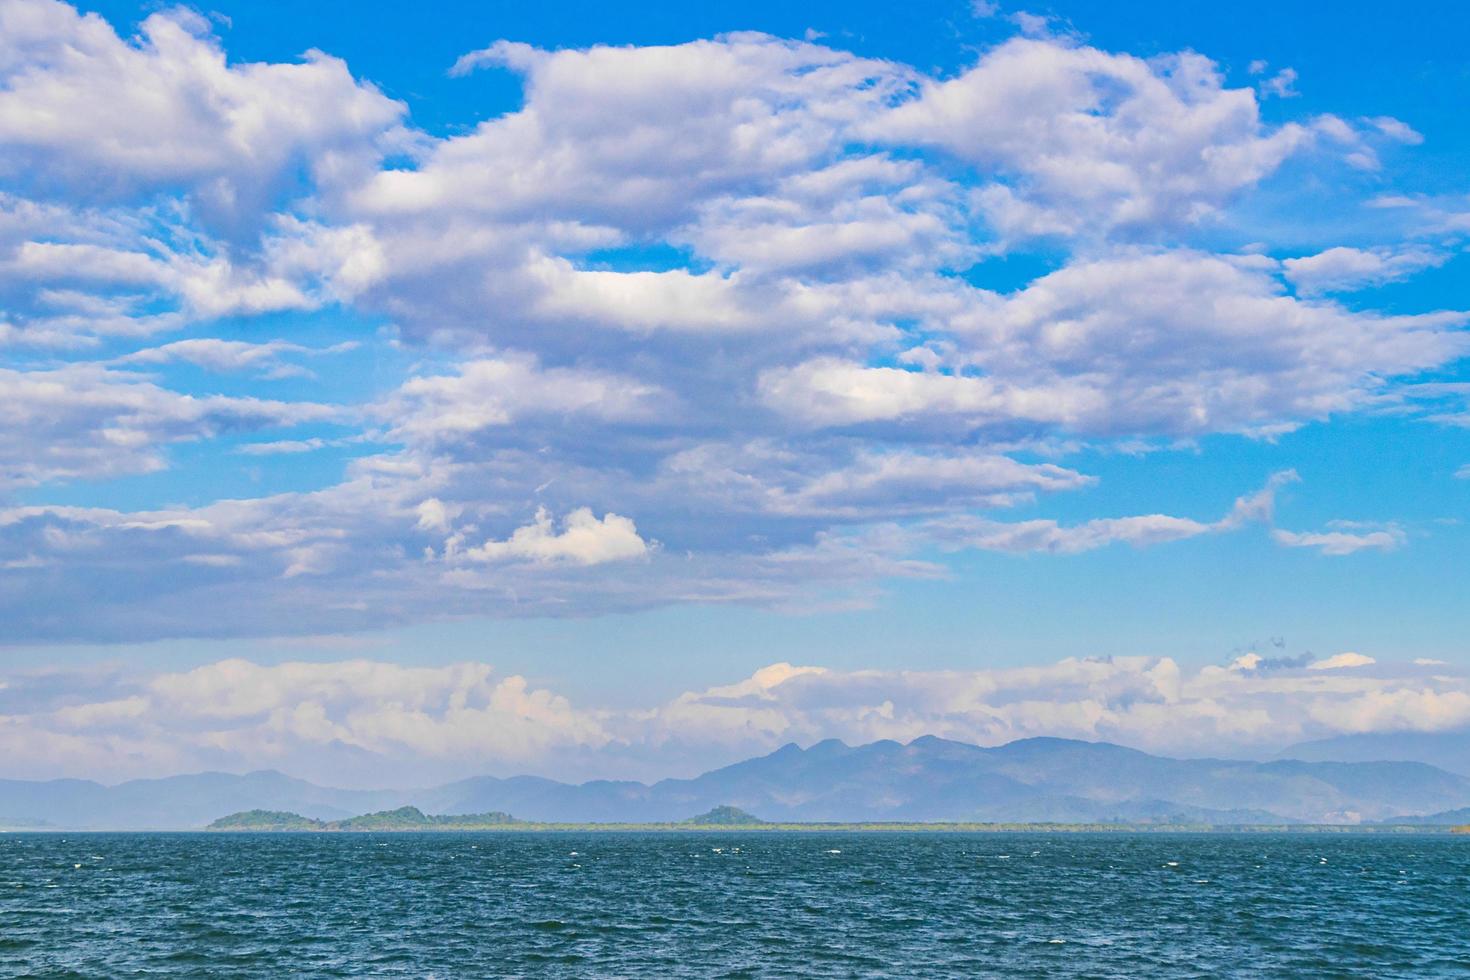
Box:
[1,832,1467,978]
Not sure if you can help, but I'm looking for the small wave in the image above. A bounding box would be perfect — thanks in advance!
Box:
[825,849,841,855]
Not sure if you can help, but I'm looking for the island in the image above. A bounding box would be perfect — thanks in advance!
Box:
[208,805,519,832]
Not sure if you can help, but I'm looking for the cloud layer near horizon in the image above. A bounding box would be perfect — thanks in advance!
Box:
[0,1,1461,642]
[1,652,1465,786]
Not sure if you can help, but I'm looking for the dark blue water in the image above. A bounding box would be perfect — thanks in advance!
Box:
[2,832,1467,977]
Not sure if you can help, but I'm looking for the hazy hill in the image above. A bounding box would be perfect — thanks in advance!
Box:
[1277,731,1470,778]
[686,805,765,825]
[0,770,401,830]
[1378,806,1470,826]
[6,736,1470,829]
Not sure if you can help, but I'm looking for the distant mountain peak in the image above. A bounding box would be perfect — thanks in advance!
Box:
[808,738,850,753]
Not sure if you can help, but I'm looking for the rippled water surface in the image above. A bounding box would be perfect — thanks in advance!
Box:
[2,832,1468,977]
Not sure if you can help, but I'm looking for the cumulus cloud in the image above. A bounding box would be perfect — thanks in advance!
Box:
[377,355,665,445]
[0,0,405,229]
[762,252,1466,437]
[454,506,651,566]
[1283,245,1447,295]
[866,38,1309,238]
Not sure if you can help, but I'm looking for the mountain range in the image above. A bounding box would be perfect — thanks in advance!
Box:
[5,736,1470,830]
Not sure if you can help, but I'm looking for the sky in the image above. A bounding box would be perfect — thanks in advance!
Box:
[0,0,1467,787]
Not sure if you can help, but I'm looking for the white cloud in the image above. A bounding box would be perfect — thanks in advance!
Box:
[378,355,665,445]
[1307,652,1376,670]
[400,34,907,233]
[234,438,328,456]
[1259,67,1298,99]
[1272,526,1404,556]
[0,1,405,227]
[759,357,1091,430]
[1283,246,1446,295]
[866,38,1309,238]
[762,252,1467,437]
[927,469,1294,554]
[1366,116,1423,145]
[456,506,651,566]
[121,339,356,378]
[0,364,334,488]
[932,513,1212,554]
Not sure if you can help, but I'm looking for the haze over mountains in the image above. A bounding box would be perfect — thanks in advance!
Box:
[5,736,1470,831]
[1278,731,1470,778]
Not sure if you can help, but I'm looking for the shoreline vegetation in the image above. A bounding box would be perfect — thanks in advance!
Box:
[192,805,1470,835]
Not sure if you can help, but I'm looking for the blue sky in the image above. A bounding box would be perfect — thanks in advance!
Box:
[0,0,1467,784]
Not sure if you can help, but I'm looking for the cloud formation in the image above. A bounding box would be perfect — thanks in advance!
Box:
[0,1,1462,642]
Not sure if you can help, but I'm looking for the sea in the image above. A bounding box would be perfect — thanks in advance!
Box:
[2,831,1467,977]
